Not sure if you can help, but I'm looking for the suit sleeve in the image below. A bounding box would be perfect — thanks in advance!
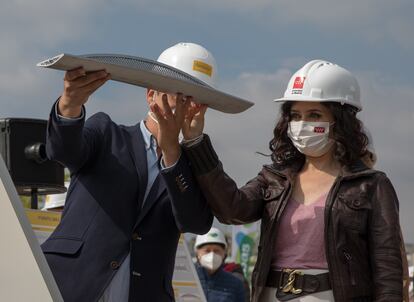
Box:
[46,100,108,174]
[181,134,266,225]
[160,152,213,234]
[369,174,403,301]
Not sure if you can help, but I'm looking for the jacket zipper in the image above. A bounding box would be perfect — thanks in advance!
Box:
[343,251,356,286]
[324,176,342,300]
[262,164,292,226]
[256,167,293,301]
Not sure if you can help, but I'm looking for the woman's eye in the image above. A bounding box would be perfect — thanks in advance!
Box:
[290,113,301,120]
[309,113,322,119]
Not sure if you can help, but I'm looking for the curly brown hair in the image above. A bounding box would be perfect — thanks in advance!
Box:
[269,102,369,167]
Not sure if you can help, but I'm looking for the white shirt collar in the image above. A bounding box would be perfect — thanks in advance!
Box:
[139,120,157,151]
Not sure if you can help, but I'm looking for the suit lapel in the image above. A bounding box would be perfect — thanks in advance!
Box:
[125,124,148,206]
[135,173,167,227]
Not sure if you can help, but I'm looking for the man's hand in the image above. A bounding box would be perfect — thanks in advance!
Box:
[182,99,208,140]
[58,67,110,118]
[149,93,188,167]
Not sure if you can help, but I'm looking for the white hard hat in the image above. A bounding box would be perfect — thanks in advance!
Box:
[275,60,362,111]
[194,227,227,250]
[157,42,217,88]
[43,181,69,210]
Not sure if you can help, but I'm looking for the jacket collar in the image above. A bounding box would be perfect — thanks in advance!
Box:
[265,159,376,182]
[195,262,225,279]
[139,120,157,151]
[124,123,148,210]
[340,161,378,179]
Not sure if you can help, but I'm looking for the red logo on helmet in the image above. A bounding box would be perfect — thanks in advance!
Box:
[293,77,305,89]
[314,127,325,133]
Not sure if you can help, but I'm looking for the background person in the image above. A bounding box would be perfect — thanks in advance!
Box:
[181,60,404,301]
[223,261,251,302]
[194,227,246,302]
[42,42,214,302]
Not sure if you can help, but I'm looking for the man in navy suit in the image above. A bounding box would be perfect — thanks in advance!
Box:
[42,43,215,302]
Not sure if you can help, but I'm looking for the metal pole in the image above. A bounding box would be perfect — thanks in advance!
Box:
[31,188,38,209]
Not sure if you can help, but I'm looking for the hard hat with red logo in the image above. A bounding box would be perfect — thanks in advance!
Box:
[194,227,227,251]
[157,42,217,88]
[274,60,362,111]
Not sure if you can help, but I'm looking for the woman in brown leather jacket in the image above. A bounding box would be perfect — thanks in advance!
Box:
[181,60,404,301]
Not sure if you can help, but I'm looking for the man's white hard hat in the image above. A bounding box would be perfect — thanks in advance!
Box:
[274,60,362,111]
[194,227,227,250]
[157,42,217,88]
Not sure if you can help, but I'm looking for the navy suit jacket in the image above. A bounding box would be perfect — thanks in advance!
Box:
[42,105,213,302]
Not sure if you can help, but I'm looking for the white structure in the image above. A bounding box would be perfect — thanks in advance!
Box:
[0,155,63,301]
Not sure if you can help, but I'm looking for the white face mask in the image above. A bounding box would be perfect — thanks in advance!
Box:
[148,111,159,124]
[199,252,223,272]
[148,95,176,125]
[288,121,335,157]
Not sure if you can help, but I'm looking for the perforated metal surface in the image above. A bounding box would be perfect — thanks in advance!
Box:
[81,54,210,87]
[37,53,255,113]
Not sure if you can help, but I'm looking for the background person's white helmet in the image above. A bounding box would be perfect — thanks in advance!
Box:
[194,227,227,251]
[42,181,69,210]
[157,42,217,88]
[274,60,362,111]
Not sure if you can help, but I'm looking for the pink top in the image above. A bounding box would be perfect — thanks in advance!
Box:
[271,193,328,270]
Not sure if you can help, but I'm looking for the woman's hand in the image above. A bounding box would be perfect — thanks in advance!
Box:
[182,98,208,140]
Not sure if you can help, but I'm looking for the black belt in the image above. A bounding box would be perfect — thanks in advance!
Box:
[266,269,331,301]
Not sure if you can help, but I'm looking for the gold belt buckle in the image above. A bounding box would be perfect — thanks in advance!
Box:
[280,269,304,294]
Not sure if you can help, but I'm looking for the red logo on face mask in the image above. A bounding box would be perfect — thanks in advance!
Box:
[314,127,325,133]
[293,77,305,89]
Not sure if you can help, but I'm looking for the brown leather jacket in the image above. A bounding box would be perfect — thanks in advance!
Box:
[184,135,403,302]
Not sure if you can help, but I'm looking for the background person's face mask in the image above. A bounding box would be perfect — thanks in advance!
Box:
[199,252,223,272]
[288,121,335,157]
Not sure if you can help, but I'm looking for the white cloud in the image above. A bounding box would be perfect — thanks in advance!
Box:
[202,68,292,183]
[125,0,414,51]
[385,17,414,51]
[0,0,105,117]
[0,0,101,47]
[356,70,414,223]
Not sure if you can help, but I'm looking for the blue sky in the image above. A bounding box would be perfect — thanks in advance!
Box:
[1,0,414,242]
